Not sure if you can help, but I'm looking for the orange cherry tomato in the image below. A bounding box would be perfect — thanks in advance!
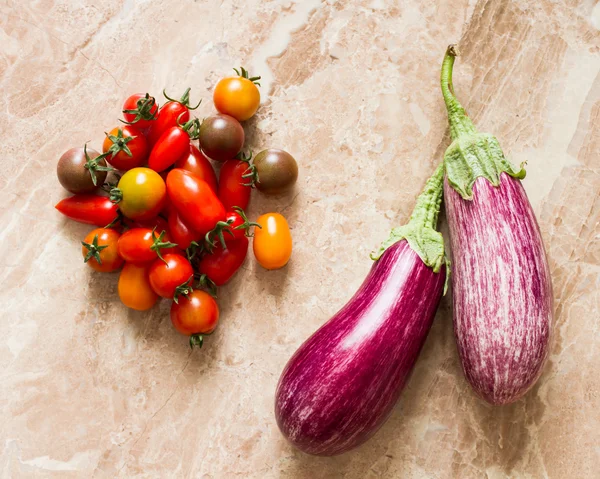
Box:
[253,213,292,270]
[81,228,123,272]
[213,68,260,121]
[170,290,219,348]
[118,262,158,311]
[112,167,166,220]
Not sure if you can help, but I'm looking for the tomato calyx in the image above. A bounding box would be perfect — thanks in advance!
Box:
[205,220,235,251]
[121,93,158,125]
[189,333,211,349]
[176,114,201,140]
[163,87,202,110]
[109,187,123,204]
[81,234,108,264]
[83,144,114,186]
[150,228,178,264]
[186,240,204,262]
[173,275,194,304]
[233,66,261,86]
[194,273,218,298]
[104,129,135,158]
[231,206,261,237]
[237,151,258,187]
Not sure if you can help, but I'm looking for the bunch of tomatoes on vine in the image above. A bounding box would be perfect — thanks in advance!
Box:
[55,68,299,349]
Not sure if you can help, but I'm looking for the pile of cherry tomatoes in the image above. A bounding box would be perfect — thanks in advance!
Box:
[55,68,298,349]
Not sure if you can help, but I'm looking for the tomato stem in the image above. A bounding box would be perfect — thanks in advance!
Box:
[109,187,123,204]
[81,234,108,264]
[163,87,202,110]
[189,334,204,349]
[194,273,218,298]
[150,228,178,264]
[104,129,135,158]
[205,220,235,251]
[177,114,201,140]
[173,275,194,303]
[104,210,124,229]
[83,143,114,186]
[233,67,261,86]
[121,93,158,125]
[237,151,258,187]
[232,206,261,237]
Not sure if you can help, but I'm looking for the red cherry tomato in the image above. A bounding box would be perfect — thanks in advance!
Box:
[198,236,248,286]
[148,254,194,299]
[102,126,149,171]
[170,290,219,348]
[174,145,218,193]
[168,210,200,250]
[122,93,159,131]
[117,228,177,263]
[166,169,227,235]
[81,228,124,273]
[218,156,255,211]
[55,195,119,226]
[148,119,200,172]
[147,88,200,147]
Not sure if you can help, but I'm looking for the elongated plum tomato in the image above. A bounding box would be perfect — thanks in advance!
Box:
[102,126,149,171]
[55,195,118,226]
[148,254,194,299]
[122,93,158,131]
[218,156,254,211]
[117,228,177,264]
[253,213,292,270]
[174,144,218,193]
[111,167,166,220]
[147,88,199,147]
[213,68,260,121]
[81,228,123,272]
[57,147,109,194]
[170,290,219,348]
[198,114,244,162]
[198,236,248,286]
[166,169,226,235]
[118,262,158,311]
[148,118,200,172]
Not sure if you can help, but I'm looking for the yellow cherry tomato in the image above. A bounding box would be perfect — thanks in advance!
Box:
[112,167,166,220]
[118,262,158,311]
[253,213,292,270]
[213,68,260,121]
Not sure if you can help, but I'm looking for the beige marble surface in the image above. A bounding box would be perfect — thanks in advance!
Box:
[1,0,599,477]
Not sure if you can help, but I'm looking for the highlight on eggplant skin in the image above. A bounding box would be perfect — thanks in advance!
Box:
[440,45,553,405]
[274,240,445,456]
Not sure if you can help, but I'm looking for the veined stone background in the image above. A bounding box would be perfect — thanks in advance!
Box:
[1,0,599,477]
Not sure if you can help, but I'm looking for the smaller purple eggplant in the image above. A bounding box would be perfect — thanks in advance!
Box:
[274,165,447,456]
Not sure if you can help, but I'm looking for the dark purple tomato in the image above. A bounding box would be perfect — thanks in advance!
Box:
[254,149,298,195]
[57,147,109,194]
[198,114,244,162]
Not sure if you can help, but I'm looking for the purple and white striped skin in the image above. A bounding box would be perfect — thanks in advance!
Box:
[444,174,552,404]
[275,240,445,456]
[441,45,553,404]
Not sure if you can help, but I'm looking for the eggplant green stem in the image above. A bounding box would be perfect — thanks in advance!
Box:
[440,44,526,199]
[371,165,445,275]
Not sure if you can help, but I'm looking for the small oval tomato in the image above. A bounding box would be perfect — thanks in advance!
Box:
[118,262,158,311]
[174,145,218,192]
[55,194,119,226]
[213,67,260,121]
[148,254,194,299]
[102,126,149,171]
[147,88,200,147]
[198,114,244,162]
[170,290,219,348]
[166,169,226,235]
[253,213,292,270]
[81,228,123,272]
[198,236,248,286]
[57,146,109,194]
[168,210,199,250]
[218,156,255,211]
[122,93,158,130]
[148,119,200,172]
[117,228,177,263]
[112,167,166,220]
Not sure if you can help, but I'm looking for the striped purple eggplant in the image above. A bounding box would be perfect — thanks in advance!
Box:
[274,166,447,456]
[440,45,553,405]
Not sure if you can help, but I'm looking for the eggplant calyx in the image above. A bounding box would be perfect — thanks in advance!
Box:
[371,164,446,275]
[441,44,525,200]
